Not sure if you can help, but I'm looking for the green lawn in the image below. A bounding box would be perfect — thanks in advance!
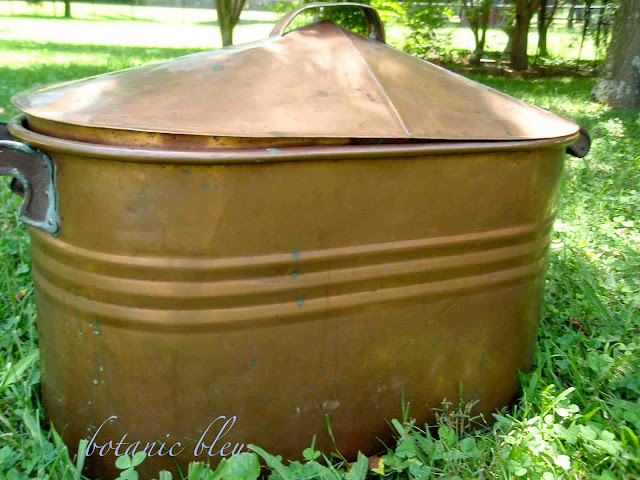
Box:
[0,2,278,48]
[1,8,639,480]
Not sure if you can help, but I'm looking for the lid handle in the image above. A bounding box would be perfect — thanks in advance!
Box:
[270,2,386,43]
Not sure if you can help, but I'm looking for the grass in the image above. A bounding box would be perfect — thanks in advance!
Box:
[1,8,640,480]
[0,2,278,48]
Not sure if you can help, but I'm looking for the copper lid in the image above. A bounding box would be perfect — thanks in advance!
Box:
[12,3,578,141]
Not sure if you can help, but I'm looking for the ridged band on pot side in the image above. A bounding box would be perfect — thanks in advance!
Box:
[30,217,553,332]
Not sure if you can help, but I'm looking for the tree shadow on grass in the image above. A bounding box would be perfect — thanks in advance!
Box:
[1,12,276,26]
[194,18,277,27]
[0,12,169,22]
[0,38,207,60]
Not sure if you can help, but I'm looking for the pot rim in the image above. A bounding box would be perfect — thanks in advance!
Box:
[9,114,579,165]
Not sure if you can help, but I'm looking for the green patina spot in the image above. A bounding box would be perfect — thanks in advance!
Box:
[212,65,224,71]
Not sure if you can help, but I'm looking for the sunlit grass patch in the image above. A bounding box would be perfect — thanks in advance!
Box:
[0,3,277,49]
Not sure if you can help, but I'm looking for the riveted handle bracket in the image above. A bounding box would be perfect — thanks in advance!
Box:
[566,126,591,158]
[0,139,60,234]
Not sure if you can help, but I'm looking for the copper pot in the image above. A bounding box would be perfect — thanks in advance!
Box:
[0,3,590,479]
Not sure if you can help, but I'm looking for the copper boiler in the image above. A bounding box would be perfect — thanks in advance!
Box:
[0,3,590,478]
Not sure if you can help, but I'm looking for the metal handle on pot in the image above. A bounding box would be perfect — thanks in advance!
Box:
[0,123,59,234]
[270,2,386,43]
[565,125,591,158]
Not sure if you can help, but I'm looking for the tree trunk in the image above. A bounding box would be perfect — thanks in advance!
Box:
[538,25,549,57]
[537,0,558,57]
[567,0,577,30]
[538,0,549,57]
[476,0,491,64]
[64,0,71,18]
[221,25,233,46]
[591,0,640,109]
[510,14,530,69]
[504,31,514,54]
[463,0,492,65]
[470,22,489,65]
[510,0,541,70]
[215,0,246,47]
[499,3,516,55]
[510,8,531,69]
[594,0,610,54]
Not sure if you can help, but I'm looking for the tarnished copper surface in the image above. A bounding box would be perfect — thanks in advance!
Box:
[20,132,565,479]
[12,21,579,141]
